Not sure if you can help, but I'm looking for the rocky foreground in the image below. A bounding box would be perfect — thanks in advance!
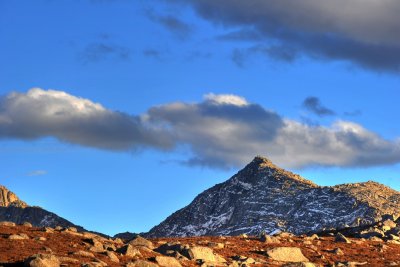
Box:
[1,222,400,267]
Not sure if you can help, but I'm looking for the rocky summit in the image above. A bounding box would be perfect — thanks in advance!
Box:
[0,185,84,230]
[147,156,400,237]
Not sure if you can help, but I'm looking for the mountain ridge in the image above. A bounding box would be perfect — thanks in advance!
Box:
[147,156,400,237]
[0,185,84,231]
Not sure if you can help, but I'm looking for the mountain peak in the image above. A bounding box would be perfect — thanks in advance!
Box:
[242,156,317,187]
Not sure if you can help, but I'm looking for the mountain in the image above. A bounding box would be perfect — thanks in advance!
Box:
[147,156,400,237]
[0,185,84,230]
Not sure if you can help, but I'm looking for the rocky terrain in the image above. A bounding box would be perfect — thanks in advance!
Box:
[1,221,400,266]
[1,156,400,266]
[148,156,400,237]
[0,186,83,231]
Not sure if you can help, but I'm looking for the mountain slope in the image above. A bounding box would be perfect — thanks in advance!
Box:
[0,185,84,230]
[147,156,400,237]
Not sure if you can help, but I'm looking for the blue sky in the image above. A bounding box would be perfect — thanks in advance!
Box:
[1,0,400,235]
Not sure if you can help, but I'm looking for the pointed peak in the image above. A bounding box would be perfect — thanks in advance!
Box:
[241,156,318,187]
[249,155,280,169]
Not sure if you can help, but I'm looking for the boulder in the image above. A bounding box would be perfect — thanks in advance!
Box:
[116,244,142,257]
[22,222,33,227]
[73,251,95,258]
[155,242,187,256]
[66,227,78,232]
[83,238,104,253]
[128,236,154,249]
[58,257,79,264]
[181,246,226,264]
[9,233,29,240]
[154,256,182,267]
[266,247,309,262]
[106,251,119,263]
[24,254,60,267]
[0,221,16,227]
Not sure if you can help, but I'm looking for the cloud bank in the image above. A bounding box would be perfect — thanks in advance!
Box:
[0,88,173,151]
[164,0,400,72]
[1,88,400,169]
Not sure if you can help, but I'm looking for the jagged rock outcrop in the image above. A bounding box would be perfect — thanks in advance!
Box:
[0,186,27,208]
[0,185,83,230]
[147,156,400,237]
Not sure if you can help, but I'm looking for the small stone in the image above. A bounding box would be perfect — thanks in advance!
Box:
[67,227,78,232]
[333,248,344,255]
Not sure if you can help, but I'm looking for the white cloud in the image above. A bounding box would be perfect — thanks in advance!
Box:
[147,94,400,168]
[0,88,174,151]
[204,93,249,106]
[1,89,400,169]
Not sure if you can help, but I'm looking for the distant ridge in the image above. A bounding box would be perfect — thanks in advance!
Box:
[0,185,84,231]
[147,156,400,237]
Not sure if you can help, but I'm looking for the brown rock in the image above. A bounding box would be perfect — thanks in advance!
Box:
[73,250,95,258]
[0,221,16,227]
[116,244,142,257]
[106,251,119,263]
[155,256,182,267]
[22,222,33,227]
[24,254,60,267]
[128,236,154,249]
[182,246,226,264]
[9,233,29,240]
[266,247,309,262]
